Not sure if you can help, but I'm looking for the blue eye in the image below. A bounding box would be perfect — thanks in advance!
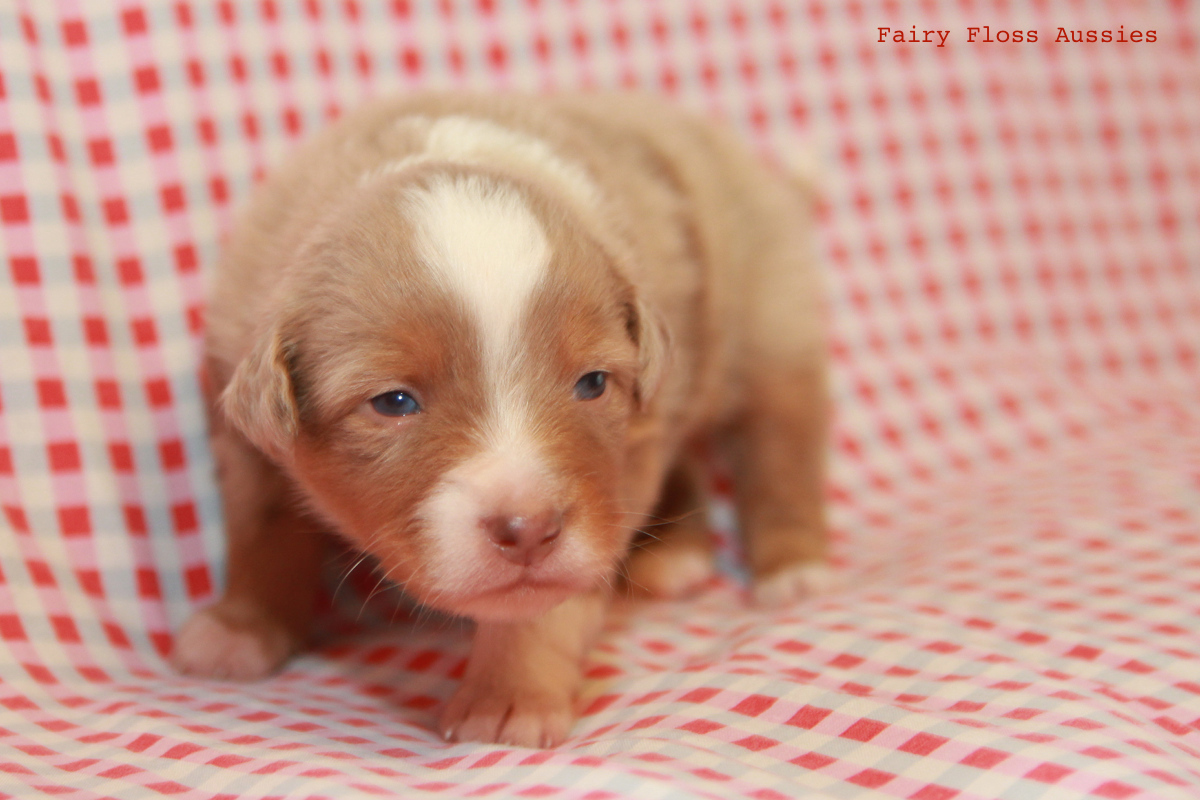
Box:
[574,371,607,401]
[370,390,422,417]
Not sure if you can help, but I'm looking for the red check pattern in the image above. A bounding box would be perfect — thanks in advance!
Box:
[2,1,1200,797]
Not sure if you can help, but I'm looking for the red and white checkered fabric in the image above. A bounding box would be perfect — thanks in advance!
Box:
[2,1,1199,797]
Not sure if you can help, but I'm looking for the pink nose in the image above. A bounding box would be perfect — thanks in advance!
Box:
[482,511,563,567]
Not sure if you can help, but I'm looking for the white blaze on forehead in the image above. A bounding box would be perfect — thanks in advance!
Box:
[405,174,549,385]
[367,113,604,418]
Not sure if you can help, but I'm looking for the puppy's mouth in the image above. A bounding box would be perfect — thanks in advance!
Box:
[487,574,575,594]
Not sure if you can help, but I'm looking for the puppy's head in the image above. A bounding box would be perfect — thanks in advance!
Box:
[221,165,665,621]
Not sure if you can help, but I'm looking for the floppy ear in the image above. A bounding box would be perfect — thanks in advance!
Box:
[219,324,299,462]
[625,295,671,410]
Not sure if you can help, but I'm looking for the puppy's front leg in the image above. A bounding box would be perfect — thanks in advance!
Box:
[172,425,325,680]
[440,590,606,748]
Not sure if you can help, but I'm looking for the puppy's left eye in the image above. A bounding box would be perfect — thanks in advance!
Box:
[574,371,607,401]
[370,390,422,417]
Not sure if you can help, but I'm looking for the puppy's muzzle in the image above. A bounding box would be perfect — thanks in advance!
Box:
[482,510,563,567]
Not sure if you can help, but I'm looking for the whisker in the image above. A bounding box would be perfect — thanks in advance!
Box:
[359,564,401,622]
[332,553,372,603]
[618,565,648,595]
[641,510,708,528]
[600,522,664,544]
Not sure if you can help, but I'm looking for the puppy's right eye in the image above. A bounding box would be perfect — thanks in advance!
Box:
[370,390,422,417]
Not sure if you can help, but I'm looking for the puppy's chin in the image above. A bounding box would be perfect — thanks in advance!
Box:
[437,581,582,622]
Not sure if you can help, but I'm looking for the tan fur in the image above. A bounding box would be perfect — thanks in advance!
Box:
[173,92,827,747]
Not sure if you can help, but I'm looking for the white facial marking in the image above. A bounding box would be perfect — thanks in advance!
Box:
[406,173,548,391]
[407,175,557,567]
[385,118,611,601]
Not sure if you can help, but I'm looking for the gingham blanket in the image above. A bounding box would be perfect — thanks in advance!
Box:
[2,2,1199,798]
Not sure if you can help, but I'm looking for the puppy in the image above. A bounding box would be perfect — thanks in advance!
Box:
[172,92,828,748]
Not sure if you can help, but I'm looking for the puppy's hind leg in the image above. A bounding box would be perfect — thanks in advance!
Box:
[725,352,833,607]
[622,454,716,599]
[172,425,325,681]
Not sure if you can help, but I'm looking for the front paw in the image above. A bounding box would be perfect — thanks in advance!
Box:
[624,540,715,599]
[753,559,837,607]
[171,601,297,681]
[439,675,575,748]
